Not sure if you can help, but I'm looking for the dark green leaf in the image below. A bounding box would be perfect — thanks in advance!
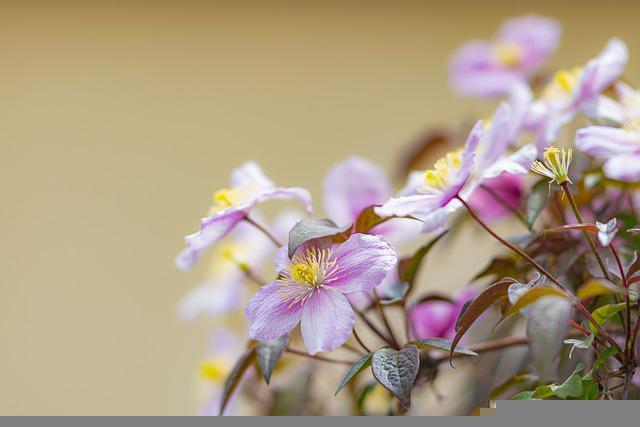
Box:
[473,256,519,281]
[371,346,419,408]
[512,391,534,400]
[407,338,478,357]
[531,385,556,399]
[450,278,516,362]
[335,353,373,396]
[593,346,617,372]
[219,347,257,415]
[256,335,289,385]
[526,179,551,230]
[552,373,583,399]
[288,218,351,258]
[580,378,599,400]
[397,231,448,294]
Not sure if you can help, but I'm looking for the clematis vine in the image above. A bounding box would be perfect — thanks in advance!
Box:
[449,14,561,98]
[176,162,312,270]
[246,234,397,354]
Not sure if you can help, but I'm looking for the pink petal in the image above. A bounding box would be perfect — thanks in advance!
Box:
[576,126,640,157]
[246,282,304,341]
[175,207,248,271]
[300,287,355,354]
[603,154,640,182]
[327,234,398,294]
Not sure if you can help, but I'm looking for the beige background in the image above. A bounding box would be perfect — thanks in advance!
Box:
[1,0,639,415]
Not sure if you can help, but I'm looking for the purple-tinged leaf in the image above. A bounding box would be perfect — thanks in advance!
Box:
[335,353,373,396]
[256,335,289,385]
[371,346,419,408]
[288,218,351,258]
[219,346,257,416]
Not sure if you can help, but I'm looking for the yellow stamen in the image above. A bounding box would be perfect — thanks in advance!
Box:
[543,67,582,99]
[531,146,573,185]
[423,149,463,191]
[291,263,318,286]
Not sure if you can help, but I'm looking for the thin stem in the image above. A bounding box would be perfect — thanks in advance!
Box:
[610,244,632,359]
[457,196,624,356]
[354,308,395,347]
[285,348,353,365]
[622,370,631,400]
[341,343,364,355]
[372,289,400,350]
[561,182,611,281]
[243,216,282,247]
[352,328,372,353]
[479,184,528,227]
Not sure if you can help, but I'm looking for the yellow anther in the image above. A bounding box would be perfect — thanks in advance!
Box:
[423,149,463,191]
[291,263,318,286]
[200,358,230,383]
[531,145,573,185]
[493,42,522,67]
[543,67,582,99]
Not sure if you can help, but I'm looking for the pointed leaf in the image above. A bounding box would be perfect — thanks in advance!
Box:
[398,231,448,293]
[544,223,598,234]
[288,218,351,258]
[335,353,373,396]
[593,346,617,372]
[407,338,478,357]
[450,278,516,361]
[589,302,634,334]
[354,206,393,234]
[526,179,551,230]
[512,391,534,400]
[371,346,419,408]
[502,287,568,321]
[219,347,257,415]
[256,335,289,385]
[526,297,573,381]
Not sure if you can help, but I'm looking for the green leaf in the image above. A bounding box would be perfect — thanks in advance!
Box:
[335,353,372,396]
[355,382,378,415]
[288,218,351,258]
[256,335,289,385]
[512,391,534,400]
[580,378,599,400]
[589,302,634,334]
[407,338,478,357]
[526,179,551,230]
[551,373,583,399]
[397,231,448,294]
[450,278,516,361]
[473,256,520,281]
[371,346,419,408]
[593,346,618,372]
[219,347,257,415]
[531,385,556,399]
[502,286,568,321]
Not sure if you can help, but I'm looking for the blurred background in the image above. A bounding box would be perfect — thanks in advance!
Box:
[1,0,639,415]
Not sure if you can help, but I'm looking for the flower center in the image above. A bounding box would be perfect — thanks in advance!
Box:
[423,149,463,191]
[543,67,582,99]
[493,41,522,67]
[291,263,319,286]
[278,247,339,308]
[531,146,573,185]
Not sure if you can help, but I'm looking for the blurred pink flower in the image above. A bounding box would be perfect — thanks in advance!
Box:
[449,15,561,98]
[409,288,477,340]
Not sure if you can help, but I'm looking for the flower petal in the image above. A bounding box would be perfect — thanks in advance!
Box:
[576,126,640,157]
[576,38,628,103]
[246,282,304,341]
[175,207,248,270]
[603,154,640,182]
[230,161,275,190]
[327,234,398,294]
[499,14,561,74]
[374,194,440,218]
[419,200,462,233]
[256,187,313,214]
[481,144,538,180]
[300,288,355,354]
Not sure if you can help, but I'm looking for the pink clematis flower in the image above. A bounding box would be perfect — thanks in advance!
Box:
[575,122,640,182]
[468,174,525,222]
[176,162,312,270]
[526,38,628,148]
[409,288,477,340]
[246,234,397,354]
[449,14,561,98]
[583,81,640,124]
[375,107,536,232]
